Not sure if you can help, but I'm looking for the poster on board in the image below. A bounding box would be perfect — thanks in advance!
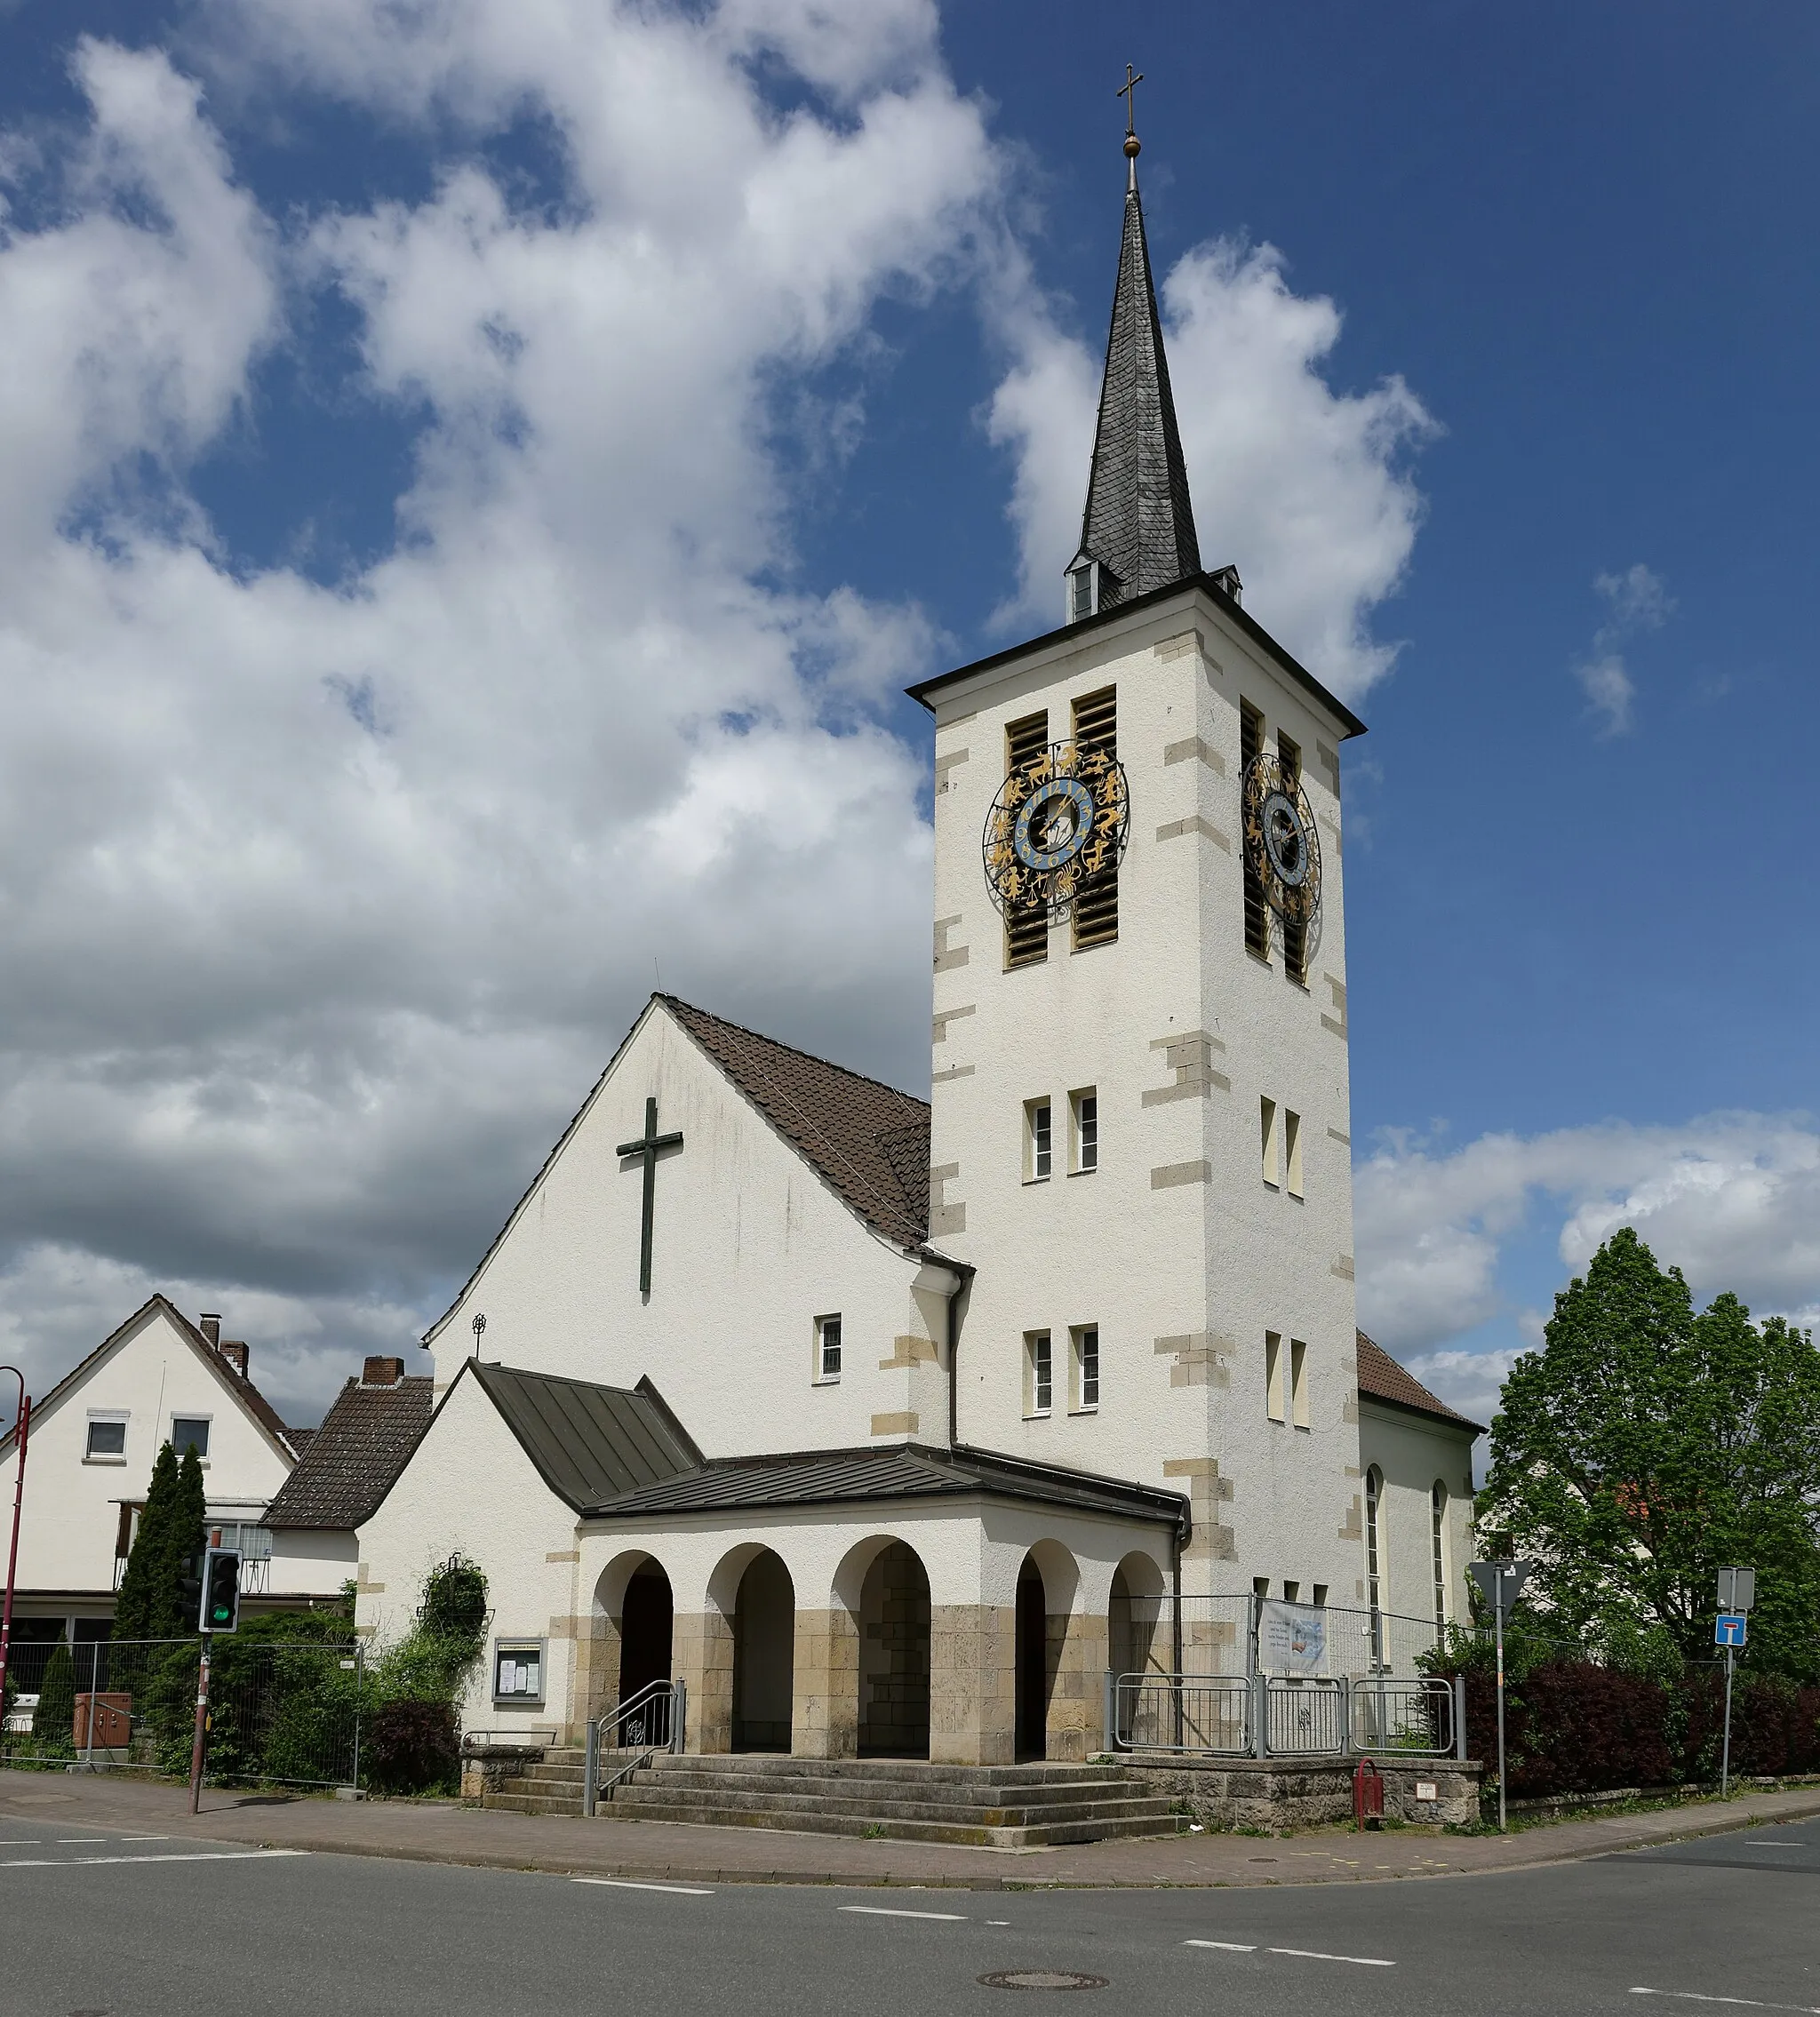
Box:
[1258,1599,1327,1674]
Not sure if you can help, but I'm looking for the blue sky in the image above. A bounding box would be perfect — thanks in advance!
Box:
[0,0,1814,1431]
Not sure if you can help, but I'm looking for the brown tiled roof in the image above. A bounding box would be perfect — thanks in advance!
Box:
[264,1375,434,1530]
[286,1427,317,1459]
[659,997,931,1252]
[1356,1331,1485,1433]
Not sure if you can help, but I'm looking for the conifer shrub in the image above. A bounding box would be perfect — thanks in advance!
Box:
[33,1637,77,1753]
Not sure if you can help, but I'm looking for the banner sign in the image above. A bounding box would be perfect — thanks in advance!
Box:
[1258,1599,1327,1674]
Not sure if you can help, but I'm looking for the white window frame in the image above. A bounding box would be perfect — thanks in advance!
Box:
[1025,1098,1053,1183]
[171,1415,212,1462]
[491,1638,547,1707]
[814,1312,842,1384]
[1069,1088,1098,1175]
[84,1412,129,1464]
[1025,1330,1052,1417]
[1071,1325,1099,1413]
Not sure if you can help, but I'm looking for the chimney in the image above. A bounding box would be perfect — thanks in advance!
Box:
[363,1356,405,1388]
[220,1340,250,1378]
[199,1313,221,1348]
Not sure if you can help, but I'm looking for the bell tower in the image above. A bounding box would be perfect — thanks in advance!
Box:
[910,98,1369,1630]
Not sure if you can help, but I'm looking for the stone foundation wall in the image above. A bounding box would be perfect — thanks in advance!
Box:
[458,1743,547,1804]
[1121,1752,1484,1829]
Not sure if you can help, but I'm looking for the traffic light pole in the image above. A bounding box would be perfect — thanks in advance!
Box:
[0,1376,29,1731]
[188,1526,223,1815]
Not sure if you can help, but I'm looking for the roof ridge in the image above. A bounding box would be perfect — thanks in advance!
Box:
[658,995,929,1116]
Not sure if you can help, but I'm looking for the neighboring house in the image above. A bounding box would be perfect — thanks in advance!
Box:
[0,1296,323,1651]
[1355,1332,1483,1652]
[264,1357,433,1599]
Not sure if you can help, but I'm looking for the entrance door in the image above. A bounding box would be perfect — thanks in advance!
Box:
[618,1562,674,1709]
[1015,1558,1049,1762]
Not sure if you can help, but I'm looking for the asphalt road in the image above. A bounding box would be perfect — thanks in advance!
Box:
[5,1815,1818,2017]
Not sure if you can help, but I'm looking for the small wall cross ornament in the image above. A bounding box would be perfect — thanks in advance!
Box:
[616,1096,684,1296]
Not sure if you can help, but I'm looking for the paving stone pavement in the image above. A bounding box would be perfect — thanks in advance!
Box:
[4,1768,1818,1889]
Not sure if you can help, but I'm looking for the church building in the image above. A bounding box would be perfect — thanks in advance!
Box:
[355,113,1478,1773]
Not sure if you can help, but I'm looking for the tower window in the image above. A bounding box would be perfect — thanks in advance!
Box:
[1241,701,1270,961]
[1265,1332,1285,1423]
[1260,1096,1280,1188]
[1004,710,1050,969]
[1365,1465,1385,1664]
[1026,1098,1053,1182]
[1073,1326,1100,1411]
[1284,1110,1304,1198]
[1431,1481,1449,1629]
[816,1313,842,1383]
[1071,687,1119,951]
[1289,1339,1310,1428]
[1071,1088,1098,1173]
[1278,733,1306,985]
[1026,1331,1053,1416]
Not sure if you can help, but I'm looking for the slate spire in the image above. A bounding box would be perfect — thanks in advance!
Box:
[1066,92,1201,620]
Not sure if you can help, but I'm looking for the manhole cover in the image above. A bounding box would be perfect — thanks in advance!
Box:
[978,1971,1107,1992]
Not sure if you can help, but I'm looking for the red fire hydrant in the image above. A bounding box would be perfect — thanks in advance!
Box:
[1353,1757,1385,1830]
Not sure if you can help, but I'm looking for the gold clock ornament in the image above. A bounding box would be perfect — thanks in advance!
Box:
[982,739,1130,921]
[1241,753,1321,927]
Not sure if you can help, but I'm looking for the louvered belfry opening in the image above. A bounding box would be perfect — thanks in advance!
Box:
[1004,709,1050,969]
[1278,733,1306,984]
[1241,701,1271,961]
[1071,686,1119,951]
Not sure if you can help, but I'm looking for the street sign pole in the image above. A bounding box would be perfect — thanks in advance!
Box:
[1720,1643,1734,1800]
[1470,1559,1532,1834]
[1494,1591,1507,1834]
[1714,1568,1754,1803]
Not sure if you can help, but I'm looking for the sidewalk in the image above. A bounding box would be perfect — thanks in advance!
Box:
[4,1768,1817,1890]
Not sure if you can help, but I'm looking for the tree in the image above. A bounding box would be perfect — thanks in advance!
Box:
[1480,1229,1820,1679]
[114,1440,210,1641]
[35,1635,76,1750]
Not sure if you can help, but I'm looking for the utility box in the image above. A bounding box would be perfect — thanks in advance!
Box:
[75,1694,132,1749]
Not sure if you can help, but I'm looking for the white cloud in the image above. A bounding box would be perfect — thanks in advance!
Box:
[1355,1111,1820,1365]
[989,234,1437,700]
[1574,561,1672,736]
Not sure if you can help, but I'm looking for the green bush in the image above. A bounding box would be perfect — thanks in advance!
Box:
[34,1638,76,1753]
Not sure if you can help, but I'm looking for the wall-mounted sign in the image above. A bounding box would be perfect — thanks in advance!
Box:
[1258,1599,1327,1674]
[492,1642,545,1703]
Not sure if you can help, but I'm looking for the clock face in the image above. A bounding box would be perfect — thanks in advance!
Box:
[983,741,1130,920]
[1242,753,1321,926]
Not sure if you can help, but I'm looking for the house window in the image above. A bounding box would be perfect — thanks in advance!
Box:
[1278,735,1306,984]
[1071,1089,1098,1174]
[1026,1331,1052,1416]
[1004,710,1050,969]
[1241,701,1270,960]
[1265,1333,1286,1423]
[1431,1481,1449,1629]
[171,1417,210,1459]
[1260,1096,1280,1188]
[492,1641,545,1705]
[816,1314,842,1383]
[1289,1339,1310,1429]
[1284,1110,1304,1198]
[1026,1098,1053,1182]
[1073,1326,1099,1411]
[1071,687,1119,951]
[84,1415,127,1461]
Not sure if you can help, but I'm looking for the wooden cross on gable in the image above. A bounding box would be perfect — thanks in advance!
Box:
[616,1096,683,1296]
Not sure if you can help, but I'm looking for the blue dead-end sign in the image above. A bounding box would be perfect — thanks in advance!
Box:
[1716,1613,1748,1649]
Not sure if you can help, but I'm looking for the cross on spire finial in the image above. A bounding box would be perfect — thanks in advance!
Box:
[1118,63,1144,185]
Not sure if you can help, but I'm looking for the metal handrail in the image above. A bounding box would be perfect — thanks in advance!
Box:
[583,1678,685,1817]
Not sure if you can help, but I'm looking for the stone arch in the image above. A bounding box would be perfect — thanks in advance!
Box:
[1108,1549,1168,1681]
[730,1549,796,1753]
[828,1534,932,1762]
[581,1550,675,1735]
[1014,1541,1082,1762]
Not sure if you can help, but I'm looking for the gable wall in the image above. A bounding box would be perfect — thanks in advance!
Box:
[0,1306,293,1606]
[435,1006,945,1457]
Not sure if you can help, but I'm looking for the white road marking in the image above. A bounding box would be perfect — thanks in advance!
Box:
[1269,1947,1394,1967]
[56,1837,108,1843]
[119,1835,172,1842]
[986,1920,1011,1927]
[571,1877,715,1895]
[840,1906,969,1921]
[1740,1841,1805,1849]
[0,1839,42,1845]
[0,1849,308,1870]
[1185,1941,1258,1953]
[1631,1992,1820,2014]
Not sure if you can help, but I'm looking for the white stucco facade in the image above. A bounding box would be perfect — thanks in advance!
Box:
[1357,1396,1478,1629]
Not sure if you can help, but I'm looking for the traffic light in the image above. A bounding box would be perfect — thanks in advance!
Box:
[199,1548,242,1634]
[178,1550,204,1623]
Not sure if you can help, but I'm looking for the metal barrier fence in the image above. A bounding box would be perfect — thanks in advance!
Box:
[1111,1593,1452,1681]
[1,1636,362,1790]
[1106,1670,1463,1760]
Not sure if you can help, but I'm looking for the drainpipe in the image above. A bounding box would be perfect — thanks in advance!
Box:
[936,1261,974,1449]
[1170,1514,1185,1749]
